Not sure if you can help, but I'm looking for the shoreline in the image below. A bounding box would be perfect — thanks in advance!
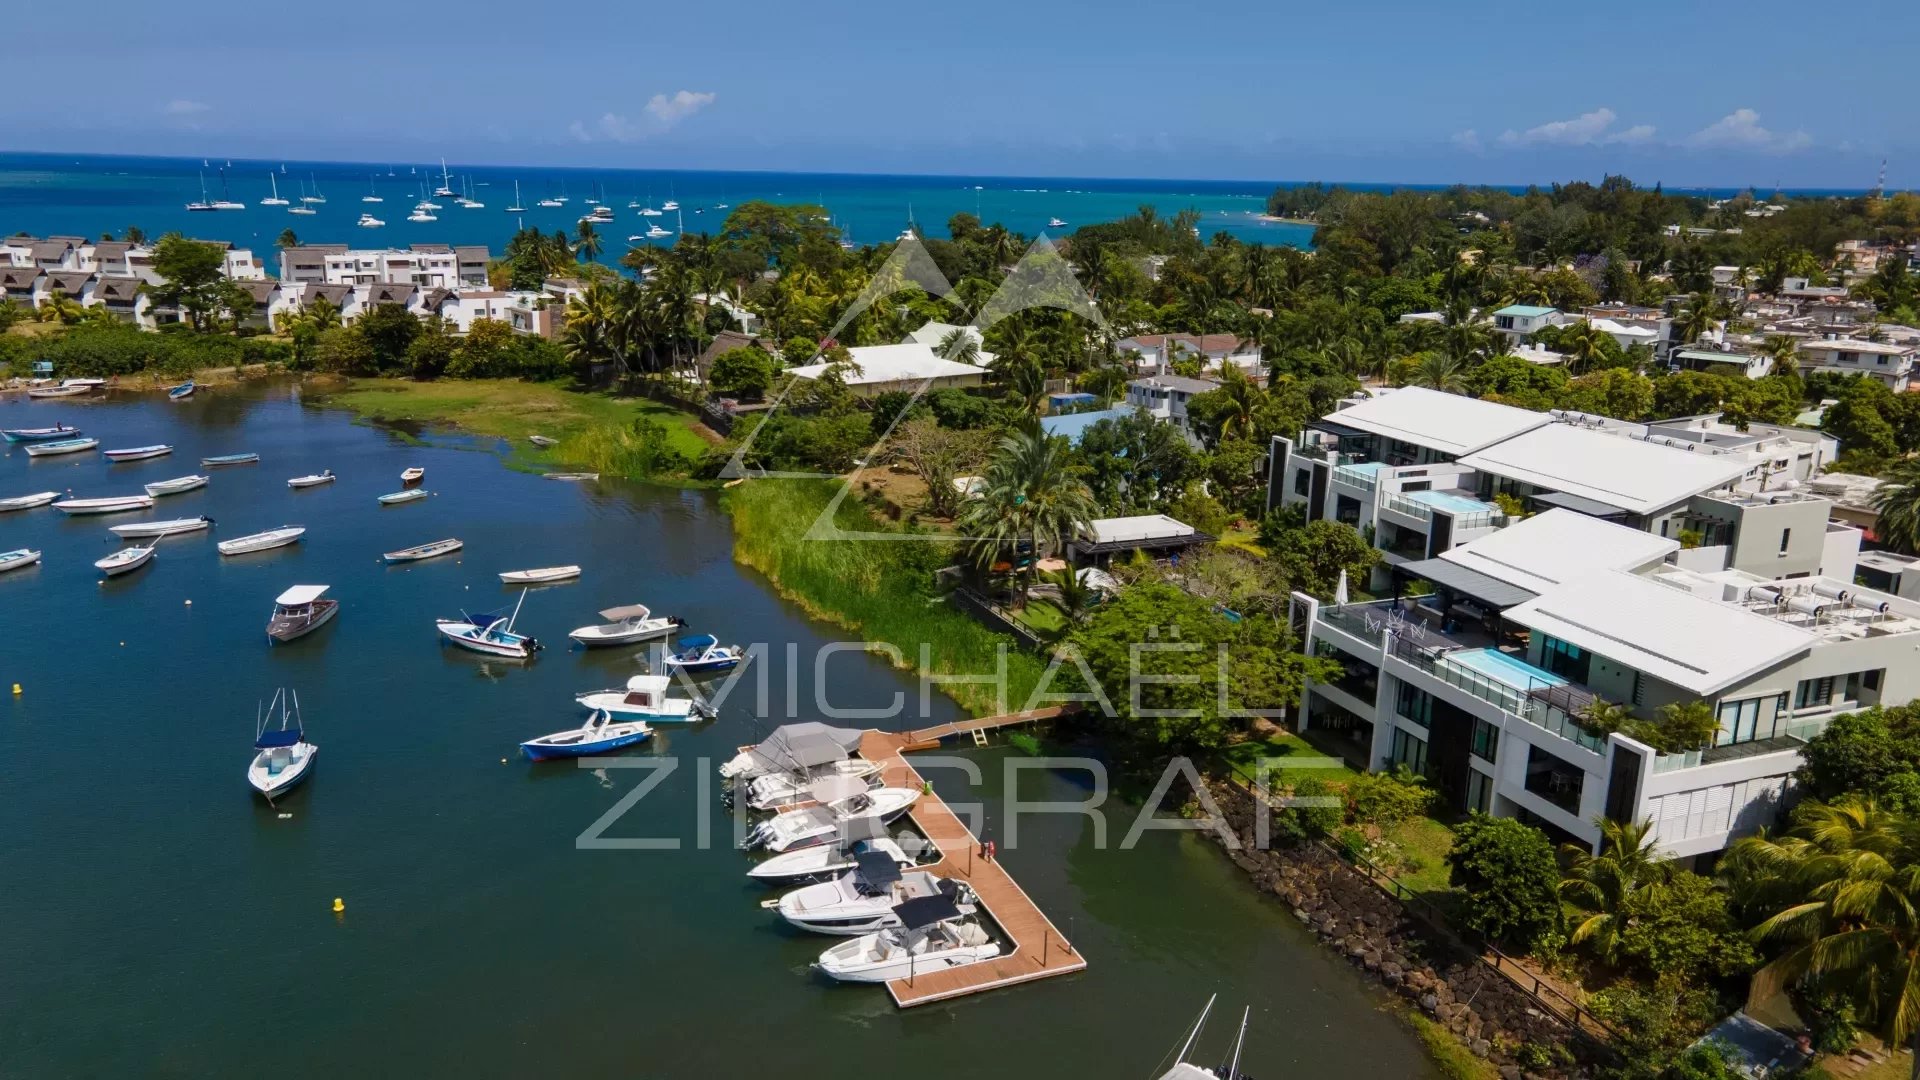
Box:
[1256,213,1319,227]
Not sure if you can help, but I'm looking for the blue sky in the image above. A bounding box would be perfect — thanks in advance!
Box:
[3,0,1912,188]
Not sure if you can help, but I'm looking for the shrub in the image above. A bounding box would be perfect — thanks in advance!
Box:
[1346,766,1437,828]
[1447,814,1561,950]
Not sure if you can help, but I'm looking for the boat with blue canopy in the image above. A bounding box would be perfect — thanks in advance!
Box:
[437,589,542,659]
[662,634,746,674]
[247,689,316,801]
[519,709,652,761]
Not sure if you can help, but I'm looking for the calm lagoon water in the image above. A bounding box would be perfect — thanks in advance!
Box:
[0,381,1432,1078]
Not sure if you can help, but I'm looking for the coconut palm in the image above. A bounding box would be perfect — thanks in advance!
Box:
[276,228,299,250]
[1411,351,1468,393]
[1872,458,1920,554]
[1673,293,1720,346]
[936,327,980,365]
[574,221,602,263]
[958,429,1096,602]
[1207,363,1265,441]
[1560,819,1672,966]
[1761,334,1803,379]
[1559,321,1615,375]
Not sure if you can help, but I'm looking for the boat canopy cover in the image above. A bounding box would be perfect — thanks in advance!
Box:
[854,849,904,885]
[624,674,671,692]
[839,818,890,844]
[743,723,865,772]
[597,604,652,622]
[275,584,330,607]
[808,774,869,805]
[468,612,507,631]
[676,633,718,650]
[894,895,964,931]
[255,728,304,749]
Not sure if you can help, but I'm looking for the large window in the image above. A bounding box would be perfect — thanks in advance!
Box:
[1470,717,1499,763]
[1466,770,1494,815]
[1794,676,1835,712]
[1390,728,1428,775]
[1717,693,1789,745]
[1396,682,1432,727]
[1293,469,1311,496]
[1539,635,1592,683]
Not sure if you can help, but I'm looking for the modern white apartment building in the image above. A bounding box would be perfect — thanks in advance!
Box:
[1293,508,1917,861]
[277,244,489,289]
[1798,335,1917,392]
[1126,373,1222,444]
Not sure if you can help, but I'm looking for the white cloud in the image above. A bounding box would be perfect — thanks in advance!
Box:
[162,99,209,116]
[1450,129,1481,151]
[1499,108,1619,147]
[568,90,717,143]
[645,90,716,127]
[1606,124,1656,145]
[1684,108,1811,153]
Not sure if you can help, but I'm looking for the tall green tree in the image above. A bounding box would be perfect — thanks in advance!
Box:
[1561,819,1672,965]
[1873,458,1920,553]
[958,428,1096,601]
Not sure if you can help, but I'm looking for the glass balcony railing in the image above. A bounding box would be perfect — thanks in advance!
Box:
[1389,642,1610,755]
[1318,603,1392,647]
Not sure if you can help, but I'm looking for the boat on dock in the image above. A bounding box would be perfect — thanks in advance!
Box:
[54,494,154,515]
[400,466,425,484]
[811,897,1000,983]
[383,538,462,563]
[95,542,157,577]
[378,488,430,505]
[437,589,542,659]
[25,437,98,457]
[201,453,259,467]
[747,778,920,852]
[247,689,316,801]
[267,585,338,644]
[287,470,334,489]
[772,856,976,936]
[2,424,80,443]
[498,565,580,585]
[168,380,196,401]
[574,674,713,722]
[745,759,885,812]
[747,835,915,884]
[218,526,305,556]
[144,474,209,497]
[520,709,653,761]
[662,633,746,674]
[104,444,173,462]
[0,491,61,512]
[567,604,684,647]
[0,548,42,574]
[719,723,866,781]
[109,516,212,538]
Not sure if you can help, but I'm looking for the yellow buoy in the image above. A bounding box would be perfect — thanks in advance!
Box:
[332,897,345,914]
[11,683,20,695]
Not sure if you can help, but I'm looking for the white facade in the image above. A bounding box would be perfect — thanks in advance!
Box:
[278,245,488,289]
[1799,337,1917,392]
[1125,374,1219,443]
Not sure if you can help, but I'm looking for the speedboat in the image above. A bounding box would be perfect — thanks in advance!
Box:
[0,491,61,512]
[719,723,866,780]
[267,585,338,644]
[567,604,684,648]
[2,424,80,443]
[25,437,98,457]
[110,516,212,538]
[544,472,599,482]
[401,466,425,484]
[437,590,541,659]
[773,857,976,936]
[662,634,745,675]
[144,474,209,497]
[378,488,430,505]
[104,444,173,462]
[1048,217,1068,228]
[54,495,154,515]
[0,548,42,575]
[745,759,885,812]
[95,543,156,577]
[168,380,196,401]
[811,899,1000,983]
[247,689,316,801]
[747,779,920,852]
[287,470,335,489]
[498,565,580,585]
[220,527,306,556]
[201,452,259,467]
[520,710,652,761]
[748,836,915,884]
[644,225,671,240]
[384,537,461,563]
[574,674,713,721]
[357,213,385,228]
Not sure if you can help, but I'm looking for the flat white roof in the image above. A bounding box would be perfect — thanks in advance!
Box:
[1084,514,1194,545]
[787,343,989,386]
[1439,509,1678,594]
[1327,387,1549,456]
[275,584,329,606]
[903,320,983,348]
[1457,423,1750,515]
[1503,570,1816,696]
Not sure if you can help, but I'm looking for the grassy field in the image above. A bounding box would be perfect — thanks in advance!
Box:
[725,478,1050,718]
[309,377,715,480]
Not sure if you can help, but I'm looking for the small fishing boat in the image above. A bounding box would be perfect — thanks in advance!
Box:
[747,836,915,883]
[24,438,98,457]
[719,723,867,781]
[520,709,653,761]
[574,674,714,722]
[95,543,157,576]
[267,585,338,644]
[110,516,212,539]
[772,860,977,937]
[25,384,90,400]
[218,526,305,556]
[527,435,558,447]
[544,472,599,481]
[377,488,431,505]
[54,494,154,515]
[167,380,196,401]
[1048,217,1068,228]
[400,466,425,484]
[201,453,259,467]
[247,689,316,801]
[811,899,1000,983]
[0,491,61,512]
[662,634,747,675]
[2,424,80,443]
[104,444,173,463]
[498,565,580,585]
[287,470,334,489]
[437,590,542,659]
[0,548,42,574]
[384,537,462,564]
[567,604,684,648]
[144,474,209,497]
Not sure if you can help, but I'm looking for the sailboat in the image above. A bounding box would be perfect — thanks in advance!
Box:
[301,174,326,204]
[1156,996,1254,1080]
[458,176,483,209]
[362,176,383,203]
[288,180,317,215]
[211,169,246,210]
[433,158,455,198]
[186,171,216,212]
[247,688,317,801]
[504,180,527,214]
[537,180,563,209]
[260,173,290,207]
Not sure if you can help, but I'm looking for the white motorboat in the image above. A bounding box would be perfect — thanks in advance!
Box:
[544,472,599,482]
[567,604,684,647]
[773,859,976,936]
[95,543,156,576]
[574,674,713,722]
[499,565,581,585]
[219,526,305,556]
[644,225,671,240]
[748,837,915,884]
[247,689,317,801]
[104,444,173,462]
[384,537,461,563]
[144,474,209,497]
[287,470,335,489]
[811,900,1000,983]
[24,437,98,456]
[377,488,431,505]
[54,495,154,515]
[661,199,678,211]
[0,548,42,574]
[110,516,212,538]
[720,723,866,780]
[437,589,542,660]
[747,779,920,853]
[527,434,557,447]
[401,466,425,484]
[746,759,884,812]
[358,213,385,228]
[520,710,652,761]
[407,209,437,223]
[267,585,338,644]
[0,491,61,512]
[1048,217,1068,228]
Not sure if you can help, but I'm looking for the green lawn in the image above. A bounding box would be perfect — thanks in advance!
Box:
[1010,598,1069,637]
[1220,731,1362,784]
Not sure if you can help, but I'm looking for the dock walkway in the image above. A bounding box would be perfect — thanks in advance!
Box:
[903,705,1064,747]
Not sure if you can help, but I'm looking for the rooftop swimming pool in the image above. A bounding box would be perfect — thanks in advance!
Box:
[1446,648,1566,691]
[1407,489,1499,515]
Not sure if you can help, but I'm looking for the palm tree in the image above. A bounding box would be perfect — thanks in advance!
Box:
[1761,334,1802,379]
[1411,352,1468,393]
[1727,798,1920,1072]
[1673,293,1720,347]
[1560,321,1614,376]
[958,429,1096,603]
[1560,819,1671,966]
[276,228,299,250]
[936,328,980,365]
[1208,362,1264,441]
[124,225,146,245]
[1872,459,1920,554]
[574,221,602,263]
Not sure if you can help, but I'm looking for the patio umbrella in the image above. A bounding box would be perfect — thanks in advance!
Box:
[1333,570,1349,606]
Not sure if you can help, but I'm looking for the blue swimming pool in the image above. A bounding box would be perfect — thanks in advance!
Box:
[1447,648,1566,691]
[1408,489,1499,515]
